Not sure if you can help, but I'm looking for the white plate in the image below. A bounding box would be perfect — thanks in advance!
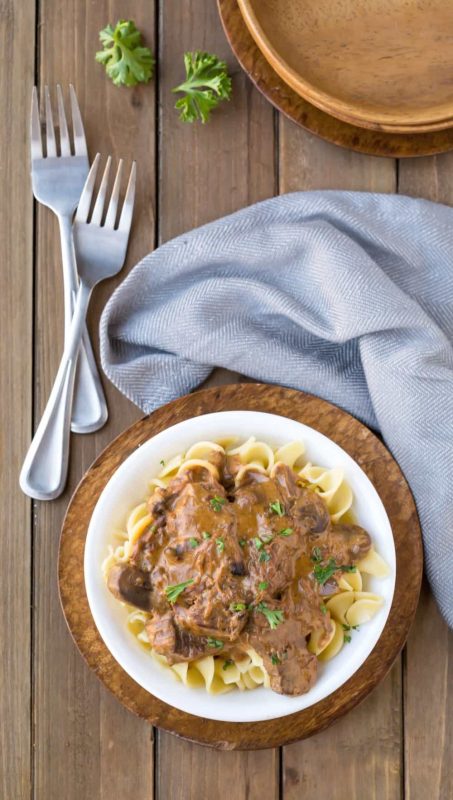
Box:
[84,411,396,723]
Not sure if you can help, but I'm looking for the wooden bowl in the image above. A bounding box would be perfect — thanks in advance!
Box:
[59,383,423,749]
[237,0,453,133]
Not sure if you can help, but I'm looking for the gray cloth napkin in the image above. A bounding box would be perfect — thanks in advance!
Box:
[100,191,453,627]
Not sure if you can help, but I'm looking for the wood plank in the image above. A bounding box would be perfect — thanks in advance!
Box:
[33,2,155,798]
[157,0,277,793]
[0,1,35,798]
[279,121,402,800]
[397,157,453,800]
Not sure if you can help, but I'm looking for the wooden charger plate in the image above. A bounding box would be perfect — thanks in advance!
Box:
[237,0,453,133]
[218,0,453,157]
[59,383,422,750]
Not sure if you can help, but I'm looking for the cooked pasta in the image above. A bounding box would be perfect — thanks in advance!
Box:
[104,436,390,694]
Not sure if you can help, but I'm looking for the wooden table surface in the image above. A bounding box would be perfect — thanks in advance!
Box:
[2,1,452,798]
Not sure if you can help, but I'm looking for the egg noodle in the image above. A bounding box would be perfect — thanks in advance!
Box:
[102,437,390,694]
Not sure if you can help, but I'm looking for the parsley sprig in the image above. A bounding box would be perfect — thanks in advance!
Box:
[313,558,356,586]
[256,602,284,630]
[210,495,226,512]
[269,501,285,517]
[96,20,154,87]
[165,579,194,604]
[172,51,232,123]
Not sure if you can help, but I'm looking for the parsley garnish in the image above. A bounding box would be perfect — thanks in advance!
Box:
[239,539,247,547]
[202,531,211,540]
[160,459,165,467]
[279,528,293,537]
[188,538,198,549]
[230,602,246,612]
[206,637,223,649]
[223,659,234,670]
[256,602,284,629]
[313,558,356,586]
[210,496,226,512]
[216,537,225,553]
[271,653,280,665]
[311,547,323,563]
[253,537,264,551]
[344,633,352,644]
[320,604,327,615]
[259,551,271,563]
[269,501,285,517]
[258,581,269,591]
[165,579,194,604]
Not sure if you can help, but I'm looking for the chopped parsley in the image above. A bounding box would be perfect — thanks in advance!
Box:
[258,581,269,591]
[253,537,264,551]
[313,558,356,586]
[206,637,223,649]
[202,531,211,540]
[259,551,271,563]
[344,633,352,644]
[230,602,246,612]
[165,579,194,604]
[159,459,165,467]
[256,602,284,629]
[216,537,225,553]
[271,653,280,665]
[320,604,327,615]
[239,539,247,547]
[188,537,199,549]
[311,546,323,563]
[279,528,293,537]
[269,500,285,517]
[342,623,359,631]
[223,659,234,670]
[210,495,226,512]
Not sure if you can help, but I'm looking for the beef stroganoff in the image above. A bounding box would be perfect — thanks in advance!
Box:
[102,437,390,696]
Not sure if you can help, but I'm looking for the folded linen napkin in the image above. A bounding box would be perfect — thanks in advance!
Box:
[100,191,453,627]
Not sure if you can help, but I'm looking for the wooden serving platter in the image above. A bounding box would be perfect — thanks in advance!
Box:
[59,383,423,750]
[218,0,453,157]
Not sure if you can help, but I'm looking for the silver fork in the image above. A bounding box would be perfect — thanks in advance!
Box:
[20,155,136,500]
[31,85,107,433]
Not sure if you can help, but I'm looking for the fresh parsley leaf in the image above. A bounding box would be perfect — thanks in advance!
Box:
[210,495,226,512]
[239,539,247,547]
[311,546,323,563]
[342,624,351,631]
[253,537,264,551]
[223,659,234,670]
[216,537,225,553]
[172,51,232,123]
[95,20,155,87]
[269,501,285,517]
[279,528,293,537]
[188,538,198,549]
[256,602,284,630]
[206,637,223,649]
[202,531,211,540]
[313,558,357,586]
[159,459,165,467]
[230,602,246,612]
[271,653,280,665]
[320,604,327,615]
[258,581,269,591]
[259,551,271,563]
[344,633,352,644]
[165,579,194,604]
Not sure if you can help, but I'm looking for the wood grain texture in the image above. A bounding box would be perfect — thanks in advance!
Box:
[58,384,422,750]
[397,159,453,800]
[238,0,453,132]
[275,31,402,800]
[33,2,154,798]
[0,1,35,798]
[157,0,276,793]
[218,0,453,158]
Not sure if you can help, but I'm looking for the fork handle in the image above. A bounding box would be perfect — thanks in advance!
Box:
[20,282,92,500]
[58,215,108,433]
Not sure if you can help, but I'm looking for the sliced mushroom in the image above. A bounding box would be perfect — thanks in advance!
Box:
[107,564,153,611]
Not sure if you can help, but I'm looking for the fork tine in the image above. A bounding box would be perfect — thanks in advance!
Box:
[69,85,87,157]
[56,85,71,157]
[30,87,43,160]
[44,86,57,157]
[91,156,112,225]
[118,162,137,235]
[104,160,124,228]
[75,153,101,222]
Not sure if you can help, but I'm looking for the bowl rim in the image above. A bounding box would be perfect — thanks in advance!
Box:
[83,409,396,723]
[237,0,453,133]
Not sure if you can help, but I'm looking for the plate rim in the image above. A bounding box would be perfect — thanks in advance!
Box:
[58,383,423,750]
